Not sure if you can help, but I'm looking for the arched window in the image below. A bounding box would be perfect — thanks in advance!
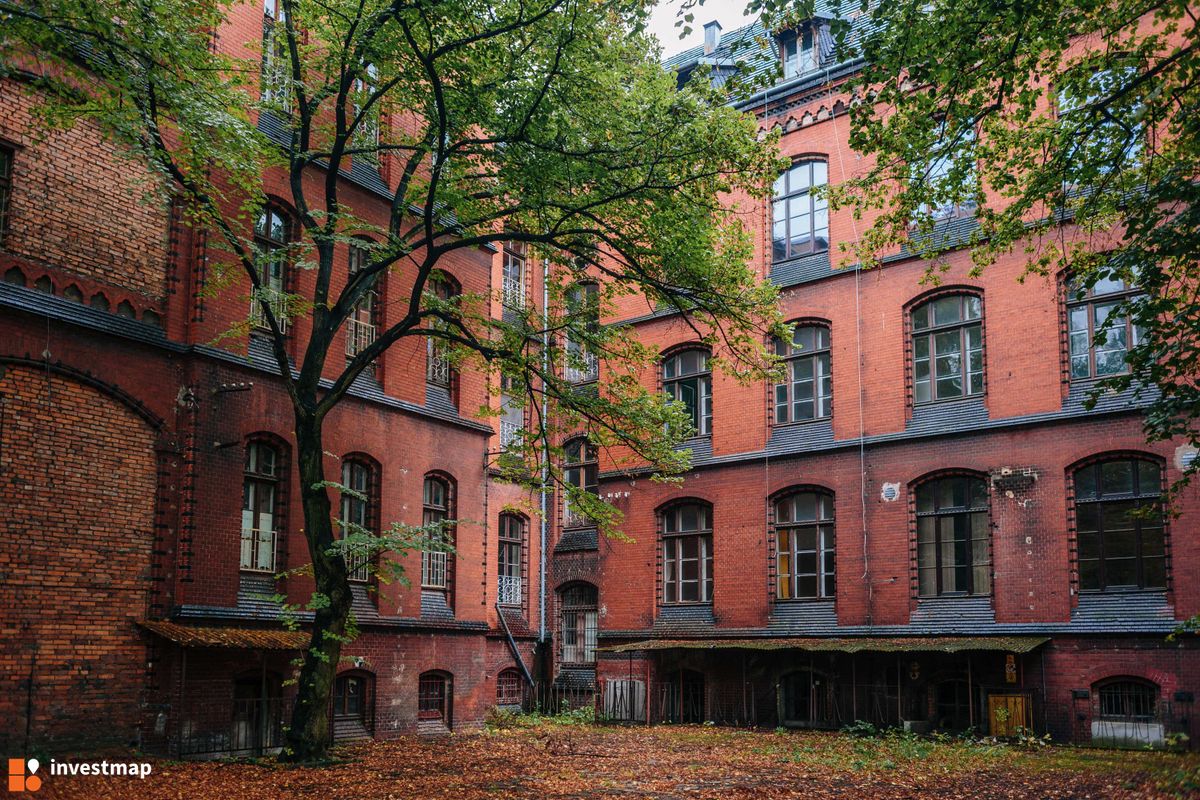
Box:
[565,282,599,383]
[421,475,453,592]
[340,458,376,582]
[1074,456,1164,591]
[663,349,712,437]
[774,324,831,424]
[1096,678,1158,721]
[425,275,459,390]
[252,204,290,331]
[775,491,835,600]
[0,145,12,242]
[661,502,714,604]
[911,293,983,403]
[915,475,990,597]
[497,513,524,606]
[563,437,598,529]
[417,671,451,725]
[1067,275,1141,379]
[559,584,598,664]
[502,241,526,310]
[351,63,380,160]
[772,159,829,260]
[241,440,282,572]
[346,239,380,369]
[496,668,524,707]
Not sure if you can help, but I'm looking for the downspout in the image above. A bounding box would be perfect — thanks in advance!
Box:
[539,257,550,645]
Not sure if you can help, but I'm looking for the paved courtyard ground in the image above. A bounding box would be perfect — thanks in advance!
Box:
[40,723,1200,799]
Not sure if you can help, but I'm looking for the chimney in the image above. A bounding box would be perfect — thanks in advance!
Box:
[703,20,722,55]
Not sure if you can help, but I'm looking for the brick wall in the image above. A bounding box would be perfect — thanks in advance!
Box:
[0,364,159,752]
[0,78,171,302]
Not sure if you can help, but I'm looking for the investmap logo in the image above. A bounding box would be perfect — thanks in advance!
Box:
[6,760,41,793]
[7,757,153,792]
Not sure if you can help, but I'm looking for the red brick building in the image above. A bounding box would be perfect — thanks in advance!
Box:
[548,17,1200,746]
[0,0,544,757]
[1,0,1196,758]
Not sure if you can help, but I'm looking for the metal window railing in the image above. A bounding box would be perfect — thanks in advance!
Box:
[502,275,525,310]
[499,419,522,449]
[422,550,448,589]
[345,318,376,358]
[427,345,451,386]
[239,527,277,573]
[250,290,288,333]
[564,350,599,383]
[497,574,522,606]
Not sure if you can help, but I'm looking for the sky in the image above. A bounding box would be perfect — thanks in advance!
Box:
[646,0,757,59]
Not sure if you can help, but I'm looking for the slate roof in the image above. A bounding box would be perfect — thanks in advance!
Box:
[139,619,308,650]
[601,635,1051,654]
[555,527,599,553]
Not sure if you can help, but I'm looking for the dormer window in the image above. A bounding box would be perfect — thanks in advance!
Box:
[781,28,818,79]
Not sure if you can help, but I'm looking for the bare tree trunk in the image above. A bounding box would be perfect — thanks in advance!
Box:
[282,410,351,762]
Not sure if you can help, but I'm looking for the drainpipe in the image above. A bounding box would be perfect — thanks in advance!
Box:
[539,256,550,646]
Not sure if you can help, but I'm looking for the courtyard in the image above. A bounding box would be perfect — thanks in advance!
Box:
[39,722,1200,799]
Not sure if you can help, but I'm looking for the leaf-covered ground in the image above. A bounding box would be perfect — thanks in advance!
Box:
[40,723,1200,799]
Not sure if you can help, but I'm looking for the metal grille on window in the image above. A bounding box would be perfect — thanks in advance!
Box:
[340,460,373,582]
[497,515,523,606]
[417,673,448,721]
[563,438,598,529]
[241,442,280,572]
[1074,457,1164,591]
[502,241,526,310]
[260,0,291,108]
[499,375,524,450]
[421,477,450,589]
[425,278,455,387]
[663,349,712,436]
[560,584,598,664]
[251,206,289,332]
[775,491,835,599]
[912,294,983,403]
[662,503,714,604]
[351,64,380,164]
[916,476,991,597]
[0,146,13,241]
[565,283,599,383]
[345,243,378,366]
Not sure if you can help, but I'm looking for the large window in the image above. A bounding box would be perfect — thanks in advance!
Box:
[916,130,978,221]
[497,514,524,606]
[563,437,598,529]
[502,241,526,310]
[340,459,375,582]
[1067,276,1141,379]
[0,145,13,241]
[260,0,290,107]
[663,349,712,437]
[345,241,379,368]
[916,475,991,597]
[564,282,599,383]
[559,584,598,664]
[425,276,458,389]
[241,441,280,572]
[252,205,290,331]
[772,159,829,261]
[775,491,835,600]
[421,475,452,591]
[351,64,380,162]
[1074,457,1164,591]
[911,293,983,403]
[1058,67,1144,176]
[662,503,714,604]
[774,324,831,423]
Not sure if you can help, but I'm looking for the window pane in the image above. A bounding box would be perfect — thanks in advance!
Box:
[1100,460,1134,495]
[933,296,963,325]
[1137,460,1161,494]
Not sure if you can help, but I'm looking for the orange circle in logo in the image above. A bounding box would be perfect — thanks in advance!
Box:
[25,775,42,792]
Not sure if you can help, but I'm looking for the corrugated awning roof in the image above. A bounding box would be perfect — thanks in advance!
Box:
[139,620,308,650]
[599,636,1050,654]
